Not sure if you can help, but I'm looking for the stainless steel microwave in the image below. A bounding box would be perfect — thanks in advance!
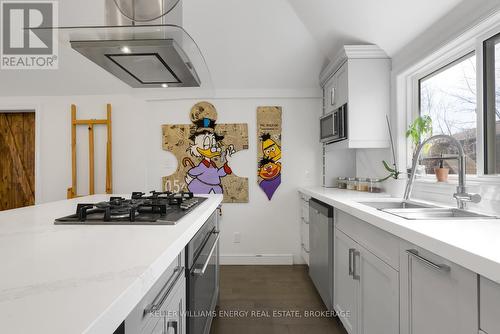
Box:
[320,103,347,143]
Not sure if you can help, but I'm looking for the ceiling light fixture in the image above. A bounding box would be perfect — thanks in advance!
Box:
[161,83,168,88]
[120,46,131,54]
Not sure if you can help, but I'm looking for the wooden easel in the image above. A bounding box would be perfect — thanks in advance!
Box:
[67,104,113,199]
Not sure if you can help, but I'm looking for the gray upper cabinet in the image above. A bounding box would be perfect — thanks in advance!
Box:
[479,276,500,334]
[400,243,478,334]
[323,61,348,113]
[319,45,391,148]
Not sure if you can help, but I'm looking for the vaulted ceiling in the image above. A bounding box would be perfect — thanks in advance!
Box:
[287,0,464,59]
[0,0,465,96]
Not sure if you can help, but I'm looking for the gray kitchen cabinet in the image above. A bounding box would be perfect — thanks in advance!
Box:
[400,243,477,334]
[334,62,348,110]
[126,251,186,334]
[319,45,391,148]
[165,276,186,334]
[299,192,310,265]
[334,227,398,334]
[479,276,500,334]
[323,61,348,113]
[334,228,359,334]
[142,273,186,334]
[357,243,398,334]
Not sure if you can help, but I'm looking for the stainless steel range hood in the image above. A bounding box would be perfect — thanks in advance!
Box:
[36,0,207,88]
[71,39,200,88]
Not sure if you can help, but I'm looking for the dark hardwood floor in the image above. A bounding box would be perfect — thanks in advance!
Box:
[210,265,348,334]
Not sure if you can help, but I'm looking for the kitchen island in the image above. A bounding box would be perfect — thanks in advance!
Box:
[0,194,222,334]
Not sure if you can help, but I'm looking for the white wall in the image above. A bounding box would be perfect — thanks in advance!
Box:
[0,93,322,264]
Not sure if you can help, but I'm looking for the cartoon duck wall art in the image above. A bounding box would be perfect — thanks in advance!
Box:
[184,117,235,194]
[258,133,282,200]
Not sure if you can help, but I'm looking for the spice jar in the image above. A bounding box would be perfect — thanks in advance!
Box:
[368,178,384,193]
[356,178,369,192]
[337,177,347,189]
[346,177,357,190]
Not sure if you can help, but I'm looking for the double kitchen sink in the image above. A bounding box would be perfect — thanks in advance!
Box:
[358,200,497,220]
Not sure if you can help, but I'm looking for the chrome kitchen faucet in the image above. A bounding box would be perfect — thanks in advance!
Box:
[403,134,481,210]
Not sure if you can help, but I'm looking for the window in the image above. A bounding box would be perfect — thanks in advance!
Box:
[483,33,500,175]
[419,53,478,175]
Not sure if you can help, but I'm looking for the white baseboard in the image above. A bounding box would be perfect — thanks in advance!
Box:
[220,254,294,265]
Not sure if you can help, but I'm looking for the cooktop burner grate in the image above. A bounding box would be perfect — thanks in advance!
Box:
[54,191,206,225]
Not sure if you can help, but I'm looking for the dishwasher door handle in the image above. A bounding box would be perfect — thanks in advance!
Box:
[192,232,220,276]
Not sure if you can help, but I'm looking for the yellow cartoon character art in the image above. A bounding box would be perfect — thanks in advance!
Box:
[261,133,281,163]
[258,133,281,200]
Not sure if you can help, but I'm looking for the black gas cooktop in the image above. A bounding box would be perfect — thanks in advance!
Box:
[54,191,206,225]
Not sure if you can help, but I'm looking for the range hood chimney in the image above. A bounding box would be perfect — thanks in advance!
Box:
[69,0,202,88]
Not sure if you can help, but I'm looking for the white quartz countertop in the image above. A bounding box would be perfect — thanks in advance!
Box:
[300,186,500,284]
[0,194,222,334]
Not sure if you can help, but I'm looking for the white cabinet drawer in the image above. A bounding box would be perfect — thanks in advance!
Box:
[299,191,310,202]
[480,276,500,334]
[301,220,309,252]
[336,210,399,270]
[301,203,309,223]
[126,251,184,333]
[301,245,310,265]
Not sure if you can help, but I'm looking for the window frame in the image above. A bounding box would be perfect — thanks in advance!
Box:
[400,22,500,184]
[482,32,500,175]
[416,51,478,176]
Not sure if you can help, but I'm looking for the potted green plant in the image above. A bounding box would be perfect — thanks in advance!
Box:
[434,154,449,182]
[406,115,433,175]
[406,115,433,157]
[381,115,432,181]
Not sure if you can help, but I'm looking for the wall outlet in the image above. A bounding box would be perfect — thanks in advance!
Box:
[233,232,241,243]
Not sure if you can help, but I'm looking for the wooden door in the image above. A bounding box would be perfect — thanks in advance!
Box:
[0,112,35,210]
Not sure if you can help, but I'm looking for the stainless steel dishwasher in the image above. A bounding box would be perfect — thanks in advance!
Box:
[309,198,334,310]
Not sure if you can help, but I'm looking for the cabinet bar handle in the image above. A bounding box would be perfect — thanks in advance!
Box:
[406,249,450,272]
[167,320,178,334]
[144,266,184,315]
[192,232,220,276]
[352,250,360,280]
[348,248,355,277]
